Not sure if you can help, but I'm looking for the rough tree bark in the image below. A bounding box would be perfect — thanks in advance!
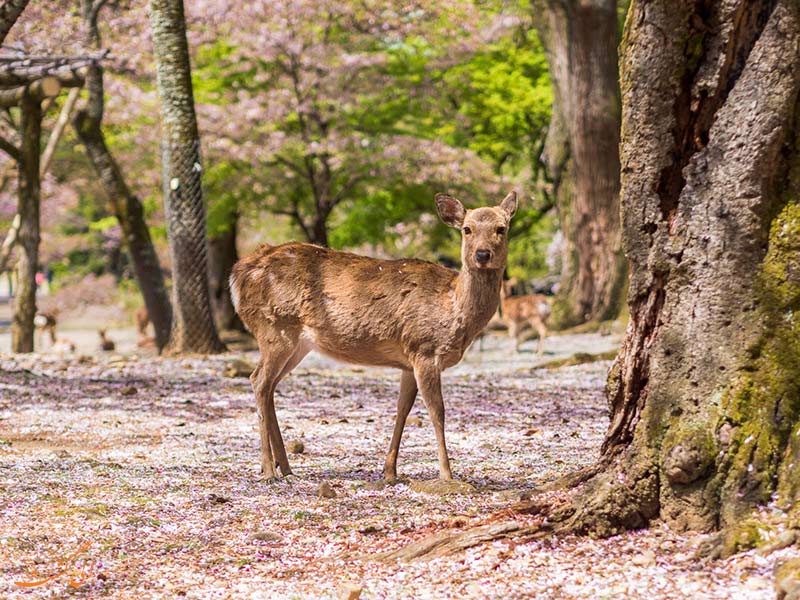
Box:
[382,0,800,566]
[149,0,225,354]
[564,0,800,552]
[73,0,172,351]
[208,208,244,332]
[0,0,30,46]
[535,0,626,328]
[11,94,40,352]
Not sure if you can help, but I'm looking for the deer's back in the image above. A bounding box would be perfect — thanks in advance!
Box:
[231,242,460,367]
[502,293,550,323]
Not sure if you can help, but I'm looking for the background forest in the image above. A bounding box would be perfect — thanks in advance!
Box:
[0,0,570,322]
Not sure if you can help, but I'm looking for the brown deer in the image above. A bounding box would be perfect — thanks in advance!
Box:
[500,278,550,354]
[33,310,58,348]
[134,307,157,349]
[231,191,518,482]
[98,329,116,351]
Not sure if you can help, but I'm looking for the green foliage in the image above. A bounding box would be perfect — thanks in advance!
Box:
[39,3,559,285]
[507,208,554,279]
[438,28,552,174]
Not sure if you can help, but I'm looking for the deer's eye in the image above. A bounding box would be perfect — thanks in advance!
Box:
[463,226,472,235]
[496,226,506,235]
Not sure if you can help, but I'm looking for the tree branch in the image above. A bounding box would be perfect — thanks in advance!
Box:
[268,153,305,177]
[0,53,104,86]
[0,212,20,272]
[0,76,61,107]
[0,132,19,160]
[0,0,30,47]
[40,86,80,175]
[272,205,312,241]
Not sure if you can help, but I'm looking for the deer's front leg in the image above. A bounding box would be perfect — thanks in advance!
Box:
[383,369,418,482]
[413,361,453,480]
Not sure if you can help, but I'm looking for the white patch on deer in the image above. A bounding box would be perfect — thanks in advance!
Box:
[229,273,240,312]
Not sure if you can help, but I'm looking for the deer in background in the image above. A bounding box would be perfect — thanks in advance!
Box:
[98,329,116,351]
[34,310,58,348]
[500,278,551,354]
[231,192,518,483]
[134,307,157,349]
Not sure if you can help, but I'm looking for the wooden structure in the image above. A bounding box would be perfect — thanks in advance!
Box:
[0,52,104,351]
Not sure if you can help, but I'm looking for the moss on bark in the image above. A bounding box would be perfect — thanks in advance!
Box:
[714,200,800,551]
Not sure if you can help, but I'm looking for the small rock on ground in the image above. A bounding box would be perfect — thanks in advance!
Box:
[249,530,283,543]
[631,550,656,566]
[223,359,254,378]
[319,481,337,498]
[338,584,362,600]
[287,440,305,454]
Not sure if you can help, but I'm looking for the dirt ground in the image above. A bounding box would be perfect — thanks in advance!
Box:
[1,329,798,599]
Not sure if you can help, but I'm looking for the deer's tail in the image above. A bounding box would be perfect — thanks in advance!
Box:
[229,242,273,314]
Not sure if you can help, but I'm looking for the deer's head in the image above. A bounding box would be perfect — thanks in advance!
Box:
[435,191,517,271]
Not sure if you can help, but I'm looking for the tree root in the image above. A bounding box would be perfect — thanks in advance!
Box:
[374,521,550,563]
[370,458,659,562]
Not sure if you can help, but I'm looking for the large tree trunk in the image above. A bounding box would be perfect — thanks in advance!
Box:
[208,210,244,332]
[536,0,626,328]
[73,0,173,352]
[0,0,30,45]
[11,94,40,352]
[567,0,800,552]
[149,0,225,354]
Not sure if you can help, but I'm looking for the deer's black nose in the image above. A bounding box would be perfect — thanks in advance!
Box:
[475,250,491,264]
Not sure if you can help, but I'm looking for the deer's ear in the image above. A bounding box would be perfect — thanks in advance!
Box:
[499,191,518,219]
[435,193,465,228]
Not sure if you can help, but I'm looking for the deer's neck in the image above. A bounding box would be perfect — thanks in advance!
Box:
[454,267,503,334]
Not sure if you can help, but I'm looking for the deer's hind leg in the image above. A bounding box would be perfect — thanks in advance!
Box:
[532,319,547,355]
[268,337,312,475]
[251,326,304,480]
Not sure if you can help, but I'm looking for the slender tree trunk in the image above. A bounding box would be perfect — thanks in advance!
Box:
[567,0,800,554]
[310,212,329,247]
[536,0,626,328]
[73,0,172,351]
[0,0,30,45]
[208,210,244,331]
[149,0,225,354]
[11,94,40,352]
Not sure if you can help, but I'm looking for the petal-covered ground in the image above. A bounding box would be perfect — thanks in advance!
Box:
[1,333,797,599]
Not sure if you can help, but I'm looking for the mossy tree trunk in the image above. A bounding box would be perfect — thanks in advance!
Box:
[74,0,172,352]
[149,0,225,354]
[568,0,800,551]
[535,0,626,328]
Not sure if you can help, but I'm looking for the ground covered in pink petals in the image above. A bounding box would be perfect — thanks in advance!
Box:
[1,338,797,599]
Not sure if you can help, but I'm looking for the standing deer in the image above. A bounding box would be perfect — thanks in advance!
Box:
[500,279,551,354]
[231,192,518,482]
[34,310,58,348]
